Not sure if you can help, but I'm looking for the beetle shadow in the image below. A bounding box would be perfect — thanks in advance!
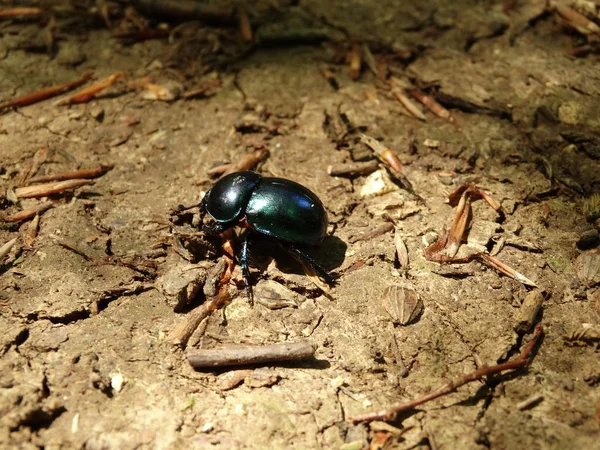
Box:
[246,234,347,279]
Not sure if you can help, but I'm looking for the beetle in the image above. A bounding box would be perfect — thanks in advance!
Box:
[200,171,332,303]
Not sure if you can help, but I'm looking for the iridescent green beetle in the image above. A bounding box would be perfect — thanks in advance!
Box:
[201,171,332,302]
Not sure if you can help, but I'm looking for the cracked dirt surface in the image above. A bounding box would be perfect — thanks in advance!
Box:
[1,1,599,449]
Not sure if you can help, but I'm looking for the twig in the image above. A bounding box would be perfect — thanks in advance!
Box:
[168,232,236,347]
[207,149,269,179]
[15,179,92,199]
[0,7,44,19]
[359,134,418,197]
[478,254,538,288]
[349,222,394,243]
[409,89,454,123]
[516,393,544,411]
[361,43,379,78]
[55,73,124,105]
[25,214,41,247]
[349,325,544,424]
[3,201,54,222]
[187,341,316,368]
[183,82,219,99]
[238,6,252,41]
[553,3,600,35]
[28,164,113,184]
[0,238,18,260]
[394,91,426,121]
[327,160,379,177]
[389,78,426,121]
[349,43,362,80]
[0,73,93,111]
[131,0,235,24]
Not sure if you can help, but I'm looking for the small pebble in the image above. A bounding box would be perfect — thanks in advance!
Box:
[423,139,440,148]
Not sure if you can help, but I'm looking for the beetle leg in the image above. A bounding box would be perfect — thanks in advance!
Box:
[240,233,254,305]
[286,245,334,284]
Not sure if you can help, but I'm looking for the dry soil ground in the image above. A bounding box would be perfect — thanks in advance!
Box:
[1,1,599,449]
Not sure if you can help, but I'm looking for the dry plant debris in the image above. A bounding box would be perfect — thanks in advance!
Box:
[55,72,124,105]
[349,325,544,424]
[424,183,538,288]
[0,73,93,111]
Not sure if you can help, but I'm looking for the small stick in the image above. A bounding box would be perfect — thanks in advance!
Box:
[112,29,170,41]
[409,89,453,122]
[183,84,218,99]
[361,43,379,78]
[168,243,235,347]
[238,6,252,41]
[131,0,235,24]
[393,91,426,121]
[516,394,544,411]
[25,214,41,247]
[55,72,124,105]
[553,4,600,35]
[187,341,316,368]
[359,134,417,196]
[349,222,394,243]
[0,73,93,111]
[349,325,544,424]
[478,254,538,288]
[446,193,472,257]
[0,7,44,19]
[349,42,362,80]
[207,149,269,179]
[0,238,18,260]
[28,164,113,184]
[15,179,92,199]
[328,160,379,177]
[3,201,54,222]
[359,134,404,175]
